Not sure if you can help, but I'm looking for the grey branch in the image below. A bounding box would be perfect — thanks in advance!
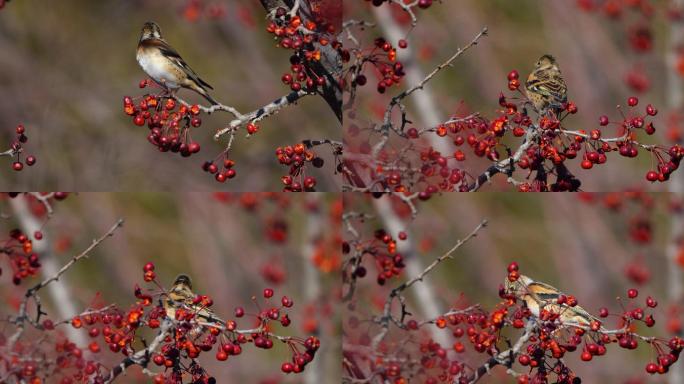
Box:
[372,219,488,349]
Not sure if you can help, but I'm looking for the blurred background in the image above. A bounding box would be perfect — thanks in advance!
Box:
[0,192,341,383]
[343,192,684,383]
[343,0,684,191]
[0,0,341,191]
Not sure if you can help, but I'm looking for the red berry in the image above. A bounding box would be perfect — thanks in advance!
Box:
[143,262,155,272]
[628,96,639,107]
[507,70,519,81]
[646,171,658,182]
[281,362,294,373]
[15,125,25,134]
[507,262,519,273]
[518,354,531,366]
[264,288,274,298]
[646,104,657,116]
[627,288,638,299]
[398,39,408,49]
[581,159,593,169]
[153,354,164,366]
[42,319,54,330]
[646,296,657,308]
[165,99,176,110]
[25,156,36,166]
[599,115,609,126]
[508,79,520,91]
[417,0,432,8]
[133,115,145,126]
[235,307,245,317]
[12,162,23,171]
[188,142,200,154]
[304,176,316,189]
[246,123,259,135]
[646,362,658,374]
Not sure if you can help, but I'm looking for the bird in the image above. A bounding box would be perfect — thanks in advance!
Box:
[163,274,225,332]
[136,21,219,106]
[525,54,568,117]
[504,274,603,330]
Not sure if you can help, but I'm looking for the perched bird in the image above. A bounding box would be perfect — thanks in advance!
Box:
[136,21,219,105]
[525,54,568,116]
[504,275,602,329]
[164,274,224,332]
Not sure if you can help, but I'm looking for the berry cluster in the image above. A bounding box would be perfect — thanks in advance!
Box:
[342,223,407,289]
[506,74,682,186]
[504,263,682,381]
[60,263,320,383]
[3,334,101,384]
[124,84,245,185]
[123,85,203,158]
[342,36,407,97]
[276,143,325,191]
[7,124,37,172]
[266,7,339,93]
[202,154,237,183]
[0,227,40,285]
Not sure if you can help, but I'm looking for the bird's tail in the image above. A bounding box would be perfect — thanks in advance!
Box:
[193,84,220,106]
[202,91,220,106]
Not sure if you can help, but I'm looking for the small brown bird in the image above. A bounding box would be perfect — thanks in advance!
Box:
[136,21,219,105]
[163,274,224,332]
[504,274,603,330]
[525,54,568,116]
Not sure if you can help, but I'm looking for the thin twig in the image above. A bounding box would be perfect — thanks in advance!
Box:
[214,90,310,140]
[372,220,488,349]
[372,27,489,158]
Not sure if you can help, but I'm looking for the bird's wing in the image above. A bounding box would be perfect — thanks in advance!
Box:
[148,39,214,90]
[526,70,567,103]
[526,281,601,326]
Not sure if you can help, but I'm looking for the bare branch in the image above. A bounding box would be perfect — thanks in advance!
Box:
[102,318,173,384]
[214,90,310,140]
[372,219,488,348]
[8,218,124,348]
[372,26,489,158]
[467,319,536,383]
